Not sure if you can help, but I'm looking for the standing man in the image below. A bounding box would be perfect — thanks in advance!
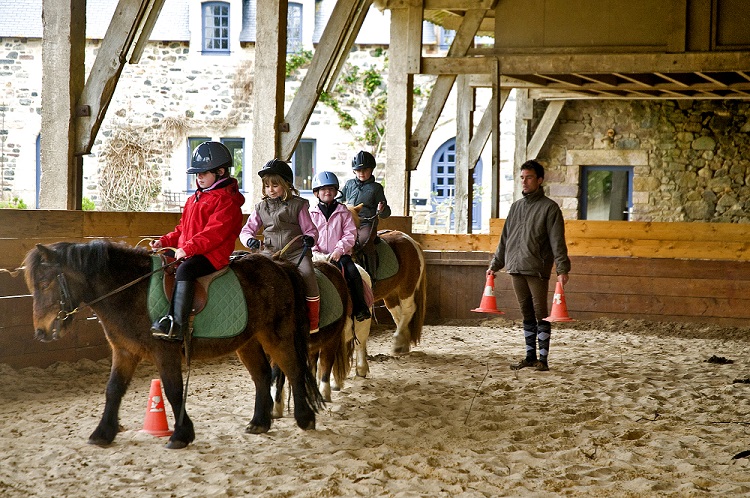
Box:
[487,160,571,372]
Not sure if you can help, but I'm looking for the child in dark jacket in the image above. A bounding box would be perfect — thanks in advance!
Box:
[150,141,245,341]
[338,150,390,280]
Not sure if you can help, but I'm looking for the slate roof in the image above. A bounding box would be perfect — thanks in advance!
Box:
[0,0,190,41]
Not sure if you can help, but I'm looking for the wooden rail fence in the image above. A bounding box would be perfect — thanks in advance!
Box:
[1,210,749,367]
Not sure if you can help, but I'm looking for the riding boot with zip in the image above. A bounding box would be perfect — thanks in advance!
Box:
[151,281,195,342]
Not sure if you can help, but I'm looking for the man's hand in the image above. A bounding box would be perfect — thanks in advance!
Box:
[558,273,569,286]
[246,238,261,250]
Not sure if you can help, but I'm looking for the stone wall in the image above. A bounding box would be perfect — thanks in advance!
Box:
[536,99,750,222]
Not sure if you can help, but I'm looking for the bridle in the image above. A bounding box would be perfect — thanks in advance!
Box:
[47,258,181,337]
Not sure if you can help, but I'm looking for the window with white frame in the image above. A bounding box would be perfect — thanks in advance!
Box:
[202,2,230,53]
[287,3,302,54]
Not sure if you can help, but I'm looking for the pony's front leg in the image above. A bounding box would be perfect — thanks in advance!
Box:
[88,348,140,446]
[237,340,273,433]
[156,349,194,450]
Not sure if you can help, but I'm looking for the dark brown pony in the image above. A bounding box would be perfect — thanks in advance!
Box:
[272,259,353,416]
[23,239,323,449]
[348,205,427,354]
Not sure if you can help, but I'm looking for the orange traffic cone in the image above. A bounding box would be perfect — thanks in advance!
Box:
[545,281,574,322]
[471,273,505,314]
[141,379,173,437]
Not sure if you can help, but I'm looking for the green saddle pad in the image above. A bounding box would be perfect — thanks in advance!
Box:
[375,239,399,281]
[147,257,248,339]
[316,268,344,329]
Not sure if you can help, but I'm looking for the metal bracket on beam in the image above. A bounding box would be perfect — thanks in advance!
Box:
[76,105,91,117]
[278,122,290,132]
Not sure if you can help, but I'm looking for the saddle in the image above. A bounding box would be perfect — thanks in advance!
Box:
[147,256,247,339]
[160,255,228,314]
[353,232,399,282]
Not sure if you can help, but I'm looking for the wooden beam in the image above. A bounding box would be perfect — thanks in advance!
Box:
[409,8,488,169]
[497,52,750,75]
[454,74,473,234]
[489,58,502,218]
[74,0,151,156]
[385,6,419,215]
[512,89,531,201]
[280,0,372,159]
[378,0,496,7]
[129,0,167,64]
[252,0,287,199]
[526,100,564,159]
[41,0,86,209]
[470,87,508,174]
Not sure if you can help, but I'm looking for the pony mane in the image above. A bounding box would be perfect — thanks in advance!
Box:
[346,203,364,228]
[25,239,148,280]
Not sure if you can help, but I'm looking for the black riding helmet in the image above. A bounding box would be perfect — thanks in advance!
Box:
[188,141,233,174]
[258,159,294,184]
[352,150,376,171]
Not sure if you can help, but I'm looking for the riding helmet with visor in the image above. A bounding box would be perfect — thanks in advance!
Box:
[258,159,294,184]
[188,141,233,174]
[312,171,340,193]
[352,150,376,171]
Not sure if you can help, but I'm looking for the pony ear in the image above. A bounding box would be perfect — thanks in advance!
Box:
[354,203,364,213]
[35,243,56,263]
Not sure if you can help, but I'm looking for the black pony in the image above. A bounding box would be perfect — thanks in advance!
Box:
[24,239,323,449]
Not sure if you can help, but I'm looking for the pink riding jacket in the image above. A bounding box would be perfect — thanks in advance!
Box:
[309,202,357,256]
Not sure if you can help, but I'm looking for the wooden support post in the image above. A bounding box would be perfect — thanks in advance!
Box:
[252,0,287,204]
[385,5,421,215]
[455,74,473,234]
[41,0,86,210]
[489,59,504,218]
[513,89,531,201]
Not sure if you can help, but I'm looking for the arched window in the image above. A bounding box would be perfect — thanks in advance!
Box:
[431,138,483,230]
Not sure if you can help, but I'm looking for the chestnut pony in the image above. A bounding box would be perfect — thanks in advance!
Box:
[24,239,323,449]
[348,205,427,354]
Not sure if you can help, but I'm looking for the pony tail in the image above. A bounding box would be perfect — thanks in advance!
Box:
[280,262,325,411]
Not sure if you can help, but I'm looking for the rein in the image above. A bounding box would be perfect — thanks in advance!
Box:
[54,256,181,322]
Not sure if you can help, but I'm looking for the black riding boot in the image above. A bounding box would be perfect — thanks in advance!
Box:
[151,281,195,342]
[348,271,371,322]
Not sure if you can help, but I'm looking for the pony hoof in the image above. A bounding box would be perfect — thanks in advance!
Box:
[165,440,189,450]
[298,420,316,431]
[87,437,113,447]
[245,423,270,434]
[392,345,410,355]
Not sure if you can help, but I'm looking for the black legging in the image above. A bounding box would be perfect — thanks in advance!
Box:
[175,254,217,281]
[333,254,369,313]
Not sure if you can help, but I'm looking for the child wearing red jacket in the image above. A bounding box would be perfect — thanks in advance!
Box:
[150,141,245,341]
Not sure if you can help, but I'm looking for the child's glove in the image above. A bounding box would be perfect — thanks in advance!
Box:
[246,238,261,250]
[302,235,315,248]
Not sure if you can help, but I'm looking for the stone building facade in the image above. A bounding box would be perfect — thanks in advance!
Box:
[535,99,750,223]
